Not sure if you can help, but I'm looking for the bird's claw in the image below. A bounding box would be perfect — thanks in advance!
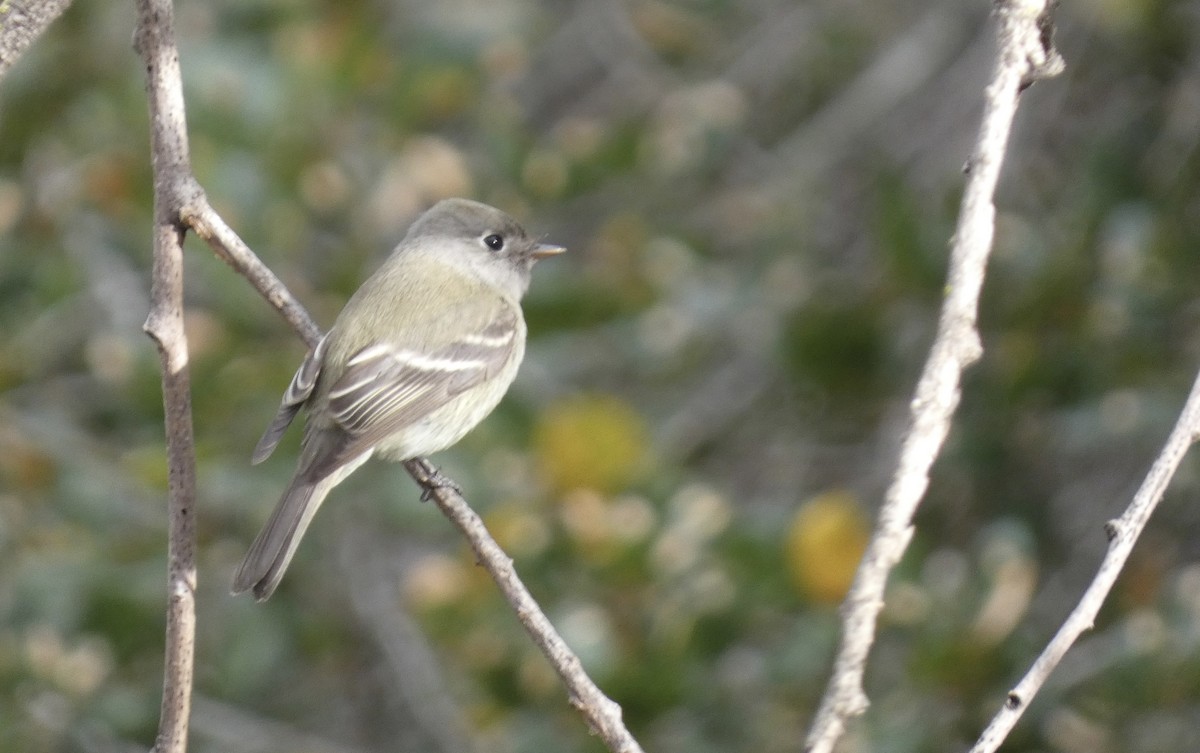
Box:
[406,459,463,502]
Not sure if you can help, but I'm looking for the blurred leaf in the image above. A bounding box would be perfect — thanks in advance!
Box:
[781,299,887,414]
[534,393,649,494]
[785,490,869,604]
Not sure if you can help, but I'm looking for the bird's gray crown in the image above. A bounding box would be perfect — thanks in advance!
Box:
[406,198,530,247]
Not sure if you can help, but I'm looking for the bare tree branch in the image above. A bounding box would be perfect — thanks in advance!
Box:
[182,195,322,347]
[968,370,1200,751]
[803,3,1064,752]
[404,458,645,753]
[133,0,200,749]
[0,0,73,80]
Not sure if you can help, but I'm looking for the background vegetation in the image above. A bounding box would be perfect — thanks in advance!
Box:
[2,1,1200,751]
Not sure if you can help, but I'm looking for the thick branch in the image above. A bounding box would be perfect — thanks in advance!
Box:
[968,370,1200,752]
[142,221,198,753]
[803,3,1063,752]
[0,0,74,81]
[134,0,199,751]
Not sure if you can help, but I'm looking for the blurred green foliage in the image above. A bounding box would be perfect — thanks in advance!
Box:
[3,1,1200,752]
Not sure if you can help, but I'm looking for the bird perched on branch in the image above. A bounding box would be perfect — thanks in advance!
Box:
[234,198,565,601]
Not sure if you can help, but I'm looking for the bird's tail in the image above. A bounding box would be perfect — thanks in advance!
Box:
[232,473,337,601]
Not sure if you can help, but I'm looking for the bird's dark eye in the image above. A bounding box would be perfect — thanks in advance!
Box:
[484,233,504,252]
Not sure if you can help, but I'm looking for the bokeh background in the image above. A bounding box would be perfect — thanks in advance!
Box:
[3,0,1200,751]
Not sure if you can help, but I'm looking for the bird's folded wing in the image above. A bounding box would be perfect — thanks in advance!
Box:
[323,305,520,464]
[252,333,331,464]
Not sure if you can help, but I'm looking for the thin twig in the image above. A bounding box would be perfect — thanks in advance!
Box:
[133,0,201,750]
[803,3,1063,752]
[404,458,645,753]
[968,371,1200,752]
[182,194,322,347]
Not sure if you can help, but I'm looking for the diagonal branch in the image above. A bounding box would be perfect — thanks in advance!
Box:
[803,3,1064,752]
[182,194,322,347]
[405,458,645,753]
[968,370,1200,752]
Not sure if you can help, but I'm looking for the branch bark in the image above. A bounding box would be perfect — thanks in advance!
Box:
[182,195,322,347]
[0,0,74,81]
[405,458,645,753]
[803,3,1064,752]
[968,370,1200,752]
[133,0,200,750]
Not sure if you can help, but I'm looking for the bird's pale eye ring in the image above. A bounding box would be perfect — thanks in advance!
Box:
[483,233,505,252]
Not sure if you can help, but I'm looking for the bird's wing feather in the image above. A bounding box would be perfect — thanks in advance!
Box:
[311,303,520,472]
[252,333,331,464]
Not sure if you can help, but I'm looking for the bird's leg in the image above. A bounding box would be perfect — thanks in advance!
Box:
[404,457,463,502]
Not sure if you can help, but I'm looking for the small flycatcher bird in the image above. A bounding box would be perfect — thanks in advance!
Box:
[234,198,565,601]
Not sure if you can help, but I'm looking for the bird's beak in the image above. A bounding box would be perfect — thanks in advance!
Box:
[532,243,567,260]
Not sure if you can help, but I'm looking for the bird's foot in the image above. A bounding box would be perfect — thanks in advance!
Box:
[405,458,463,502]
